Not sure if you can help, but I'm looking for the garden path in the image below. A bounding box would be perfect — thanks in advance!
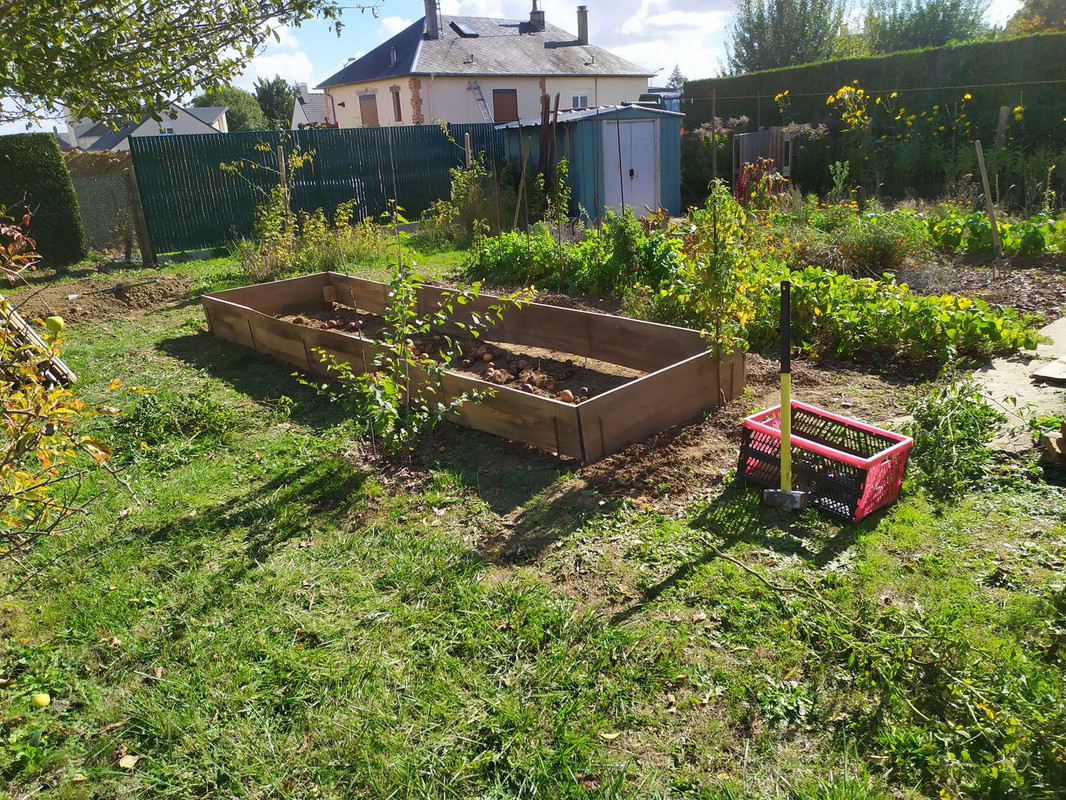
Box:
[977,315,1066,453]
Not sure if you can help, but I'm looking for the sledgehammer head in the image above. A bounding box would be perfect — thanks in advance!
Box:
[763,488,809,511]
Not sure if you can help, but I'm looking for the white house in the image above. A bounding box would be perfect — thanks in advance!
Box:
[63,104,228,151]
[290,84,333,129]
[317,1,654,128]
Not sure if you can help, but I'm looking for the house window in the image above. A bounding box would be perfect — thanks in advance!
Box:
[358,93,380,127]
[571,93,590,109]
[160,126,176,135]
[492,89,519,123]
[391,87,402,123]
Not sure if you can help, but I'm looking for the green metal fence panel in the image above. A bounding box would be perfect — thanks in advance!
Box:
[129,124,501,254]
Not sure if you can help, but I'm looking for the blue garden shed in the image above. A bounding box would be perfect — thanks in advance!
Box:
[495,104,683,219]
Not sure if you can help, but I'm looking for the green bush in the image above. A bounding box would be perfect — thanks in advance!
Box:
[465,226,562,287]
[833,209,930,275]
[0,133,88,268]
[466,210,682,296]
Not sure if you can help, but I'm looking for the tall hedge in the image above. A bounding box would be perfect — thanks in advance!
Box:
[684,33,1066,147]
[0,133,88,268]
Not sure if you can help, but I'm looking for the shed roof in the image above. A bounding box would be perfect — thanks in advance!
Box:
[318,15,653,88]
[494,104,684,129]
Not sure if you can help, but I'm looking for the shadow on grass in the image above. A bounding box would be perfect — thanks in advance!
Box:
[156,332,351,431]
[611,480,884,625]
[410,424,620,563]
[129,457,369,624]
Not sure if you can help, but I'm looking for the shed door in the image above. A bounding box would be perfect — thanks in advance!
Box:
[358,94,380,127]
[602,120,659,217]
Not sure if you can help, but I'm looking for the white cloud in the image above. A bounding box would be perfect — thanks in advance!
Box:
[236,50,317,90]
[377,16,413,40]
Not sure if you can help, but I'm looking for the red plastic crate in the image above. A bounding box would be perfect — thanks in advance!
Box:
[739,401,913,521]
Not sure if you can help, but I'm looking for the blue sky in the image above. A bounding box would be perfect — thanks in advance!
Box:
[0,0,1024,136]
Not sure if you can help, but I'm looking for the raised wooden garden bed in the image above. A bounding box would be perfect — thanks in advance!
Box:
[200,272,745,461]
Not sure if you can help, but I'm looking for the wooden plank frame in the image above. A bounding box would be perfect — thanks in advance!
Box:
[201,272,745,461]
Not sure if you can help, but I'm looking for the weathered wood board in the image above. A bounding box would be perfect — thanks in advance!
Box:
[201,272,746,461]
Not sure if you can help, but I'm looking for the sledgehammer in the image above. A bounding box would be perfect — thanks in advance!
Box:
[763,280,809,511]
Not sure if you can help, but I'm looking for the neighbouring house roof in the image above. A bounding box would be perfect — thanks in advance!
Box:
[494,103,684,129]
[86,119,143,151]
[187,106,228,126]
[81,104,220,151]
[318,15,653,88]
[295,87,329,125]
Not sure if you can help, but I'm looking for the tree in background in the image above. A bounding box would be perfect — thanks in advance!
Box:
[1006,0,1066,34]
[193,86,269,132]
[863,0,989,53]
[726,0,846,73]
[255,75,296,129]
[0,0,349,127]
[667,65,688,90]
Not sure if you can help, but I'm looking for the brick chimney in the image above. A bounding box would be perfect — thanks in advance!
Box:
[424,0,440,39]
[529,0,545,31]
[577,5,588,45]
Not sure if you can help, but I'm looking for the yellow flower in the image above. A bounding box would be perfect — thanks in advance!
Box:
[890,91,898,98]
[963,93,972,100]
[876,96,882,104]
[1013,105,1023,113]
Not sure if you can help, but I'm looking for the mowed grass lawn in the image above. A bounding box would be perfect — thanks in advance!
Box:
[2,257,1065,799]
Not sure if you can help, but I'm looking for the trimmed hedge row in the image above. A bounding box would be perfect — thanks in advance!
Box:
[684,33,1066,148]
[0,133,88,268]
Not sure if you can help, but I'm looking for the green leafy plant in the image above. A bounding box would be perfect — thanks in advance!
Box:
[828,160,851,202]
[306,262,532,455]
[905,377,1004,497]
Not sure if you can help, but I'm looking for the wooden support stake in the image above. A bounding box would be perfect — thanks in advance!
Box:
[974,140,1004,270]
[124,168,156,268]
[711,88,717,185]
[464,132,472,168]
[277,145,290,220]
[513,133,531,231]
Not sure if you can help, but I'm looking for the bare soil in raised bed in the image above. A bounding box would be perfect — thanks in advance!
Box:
[280,305,643,403]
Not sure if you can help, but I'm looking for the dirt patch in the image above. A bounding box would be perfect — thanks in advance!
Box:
[581,354,921,506]
[8,275,191,323]
[281,306,642,402]
[896,254,1066,322]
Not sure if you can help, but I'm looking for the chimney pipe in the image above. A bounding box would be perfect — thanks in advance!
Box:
[577,5,588,45]
[529,0,545,31]
[424,0,440,39]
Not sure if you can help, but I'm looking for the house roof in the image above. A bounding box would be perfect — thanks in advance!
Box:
[296,89,329,124]
[187,106,228,126]
[318,15,653,88]
[86,119,143,151]
[494,103,684,129]
[82,104,219,150]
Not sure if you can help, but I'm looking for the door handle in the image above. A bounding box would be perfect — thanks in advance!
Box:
[629,168,636,178]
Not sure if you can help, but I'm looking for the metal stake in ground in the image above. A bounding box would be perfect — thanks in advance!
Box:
[763,280,808,511]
